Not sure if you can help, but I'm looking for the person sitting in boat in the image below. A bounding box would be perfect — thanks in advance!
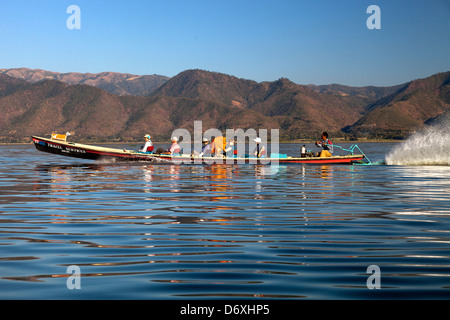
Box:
[253,137,266,158]
[165,136,181,155]
[315,132,333,157]
[210,136,231,157]
[138,134,154,153]
[230,138,238,157]
[199,138,212,157]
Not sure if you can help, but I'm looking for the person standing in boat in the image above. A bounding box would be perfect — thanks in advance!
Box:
[138,134,154,153]
[315,132,333,157]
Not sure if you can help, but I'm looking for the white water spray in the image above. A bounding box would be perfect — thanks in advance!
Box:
[385,115,450,166]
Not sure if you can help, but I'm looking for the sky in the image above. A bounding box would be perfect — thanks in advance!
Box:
[0,0,449,87]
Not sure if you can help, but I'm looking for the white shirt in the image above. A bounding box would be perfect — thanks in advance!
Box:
[139,140,153,152]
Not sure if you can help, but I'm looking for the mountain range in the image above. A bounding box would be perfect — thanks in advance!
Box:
[0,67,448,143]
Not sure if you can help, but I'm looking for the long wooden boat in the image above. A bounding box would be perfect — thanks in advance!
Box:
[31,135,365,165]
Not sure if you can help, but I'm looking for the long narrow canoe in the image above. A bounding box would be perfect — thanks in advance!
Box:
[31,136,365,164]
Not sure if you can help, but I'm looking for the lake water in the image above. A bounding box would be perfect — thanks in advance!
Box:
[0,140,449,301]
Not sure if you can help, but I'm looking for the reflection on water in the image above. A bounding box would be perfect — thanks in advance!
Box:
[0,144,449,299]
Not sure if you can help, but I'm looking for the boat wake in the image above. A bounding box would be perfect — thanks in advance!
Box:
[96,157,172,164]
[385,115,450,166]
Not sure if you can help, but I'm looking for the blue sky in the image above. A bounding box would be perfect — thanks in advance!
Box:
[0,0,449,86]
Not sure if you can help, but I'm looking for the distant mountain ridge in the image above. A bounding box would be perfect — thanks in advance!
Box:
[0,68,169,96]
[0,68,448,143]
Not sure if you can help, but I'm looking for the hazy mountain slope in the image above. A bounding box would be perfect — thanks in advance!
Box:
[344,71,450,137]
[0,68,169,96]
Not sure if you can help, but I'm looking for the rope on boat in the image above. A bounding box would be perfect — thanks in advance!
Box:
[328,143,375,165]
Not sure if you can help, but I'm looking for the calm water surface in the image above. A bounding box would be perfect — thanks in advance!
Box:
[0,142,449,300]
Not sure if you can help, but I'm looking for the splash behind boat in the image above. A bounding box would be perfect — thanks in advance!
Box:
[31,135,366,165]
